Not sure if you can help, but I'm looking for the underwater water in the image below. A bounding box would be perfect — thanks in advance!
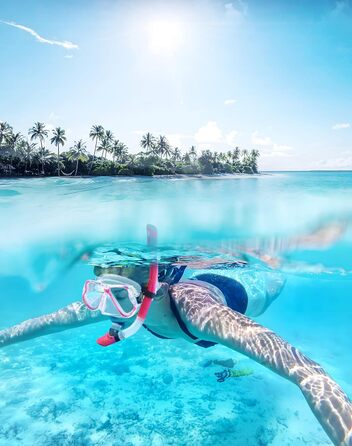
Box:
[0,172,351,446]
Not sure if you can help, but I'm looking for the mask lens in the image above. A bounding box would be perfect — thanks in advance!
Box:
[110,286,130,301]
[83,281,104,310]
[102,284,139,318]
[83,276,141,318]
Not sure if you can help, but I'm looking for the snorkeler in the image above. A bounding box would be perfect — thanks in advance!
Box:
[0,226,351,446]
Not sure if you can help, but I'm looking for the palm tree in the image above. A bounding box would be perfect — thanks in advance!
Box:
[119,143,129,163]
[172,147,182,162]
[112,140,129,163]
[183,152,191,164]
[7,132,23,168]
[104,130,114,159]
[23,142,37,171]
[50,127,66,176]
[189,145,197,162]
[9,132,23,146]
[233,147,240,161]
[240,149,251,173]
[13,139,26,171]
[68,140,88,176]
[0,122,13,148]
[229,147,240,172]
[8,131,22,149]
[37,148,55,175]
[156,135,171,158]
[140,132,156,154]
[242,149,249,168]
[111,140,119,162]
[28,122,48,151]
[105,130,114,142]
[89,125,105,171]
[97,137,111,160]
[250,149,260,173]
[219,152,226,162]
[127,154,139,170]
[198,149,214,174]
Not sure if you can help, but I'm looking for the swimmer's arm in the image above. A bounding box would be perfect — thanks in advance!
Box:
[172,288,352,446]
[0,302,107,349]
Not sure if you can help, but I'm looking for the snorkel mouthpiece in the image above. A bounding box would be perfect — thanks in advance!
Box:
[96,224,158,347]
[97,332,118,346]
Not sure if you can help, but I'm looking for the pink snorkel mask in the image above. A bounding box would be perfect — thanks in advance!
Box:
[82,224,159,347]
[82,275,141,319]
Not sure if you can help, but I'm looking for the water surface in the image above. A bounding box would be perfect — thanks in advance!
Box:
[0,172,351,445]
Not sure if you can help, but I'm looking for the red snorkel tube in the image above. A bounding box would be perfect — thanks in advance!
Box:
[97,224,158,347]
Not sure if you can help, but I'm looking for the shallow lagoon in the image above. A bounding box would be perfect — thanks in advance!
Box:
[0,172,351,445]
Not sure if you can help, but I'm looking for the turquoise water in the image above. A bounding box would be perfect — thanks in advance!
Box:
[0,172,351,445]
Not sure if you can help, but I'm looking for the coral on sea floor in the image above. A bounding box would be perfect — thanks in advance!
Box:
[202,358,236,368]
[0,326,338,446]
[215,368,253,382]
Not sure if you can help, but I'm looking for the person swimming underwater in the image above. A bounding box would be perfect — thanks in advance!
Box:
[0,226,351,446]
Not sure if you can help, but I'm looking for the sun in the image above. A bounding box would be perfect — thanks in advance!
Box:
[147,19,184,54]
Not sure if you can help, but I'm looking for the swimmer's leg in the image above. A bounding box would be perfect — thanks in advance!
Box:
[170,282,352,446]
[0,302,107,349]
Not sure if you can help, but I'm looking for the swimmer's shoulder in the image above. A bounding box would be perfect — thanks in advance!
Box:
[169,279,227,306]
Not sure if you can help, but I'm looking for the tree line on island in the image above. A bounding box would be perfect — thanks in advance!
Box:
[0,121,260,177]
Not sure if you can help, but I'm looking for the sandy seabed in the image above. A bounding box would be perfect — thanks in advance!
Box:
[0,322,342,446]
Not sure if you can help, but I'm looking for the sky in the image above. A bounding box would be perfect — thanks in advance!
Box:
[0,0,352,170]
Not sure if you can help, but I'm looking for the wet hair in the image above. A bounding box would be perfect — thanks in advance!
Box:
[94,265,122,277]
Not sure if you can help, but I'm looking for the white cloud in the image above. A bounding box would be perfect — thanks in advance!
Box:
[224,99,236,106]
[48,112,59,121]
[64,54,74,59]
[195,121,223,144]
[273,144,292,151]
[45,123,55,133]
[1,20,78,50]
[268,144,293,157]
[316,151,352,169]
[251,132,293,157]
[167,133,191,148]
[332,122,350,130]
[132,130,146,136]
[45,112,61,136]
[225,1,248,18]
[331,0,350,17]
[251,131,272,146]
[260,147,293,158]
[225,130,238,146]
[131,130,191,149]
[194,121,239,148]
